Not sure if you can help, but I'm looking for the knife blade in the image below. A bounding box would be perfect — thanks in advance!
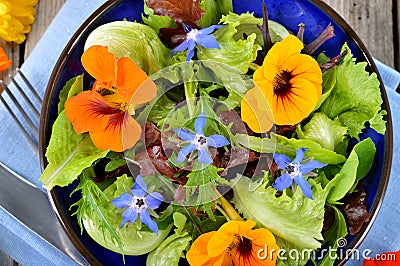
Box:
[0,161,88,265]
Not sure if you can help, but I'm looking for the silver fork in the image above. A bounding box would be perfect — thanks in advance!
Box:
[0,71,88,265]
[0,69,41,155]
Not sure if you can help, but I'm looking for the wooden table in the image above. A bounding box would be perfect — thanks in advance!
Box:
[0,0,399,264]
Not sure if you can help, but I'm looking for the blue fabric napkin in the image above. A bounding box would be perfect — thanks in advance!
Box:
[0,0,399,265]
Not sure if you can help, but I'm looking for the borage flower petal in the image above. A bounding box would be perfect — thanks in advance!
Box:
[273,148,327,199]
[112,175,163,235]
[171,24,222,63]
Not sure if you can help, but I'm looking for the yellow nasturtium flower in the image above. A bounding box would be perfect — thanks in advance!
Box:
[0,0,39,44]
[241,34,323,133]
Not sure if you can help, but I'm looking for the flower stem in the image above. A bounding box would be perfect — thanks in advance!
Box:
[214,188,243,221]
[249,63,261,71]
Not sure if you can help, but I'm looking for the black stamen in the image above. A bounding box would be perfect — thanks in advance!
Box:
[136,198,145,208]
[197,136,207,145]
[286,164,295,174]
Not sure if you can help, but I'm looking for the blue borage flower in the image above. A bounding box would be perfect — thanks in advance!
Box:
[171,24,222,63]
[174,112,230,164]
[273,148,327,199]
[111,175,163,235]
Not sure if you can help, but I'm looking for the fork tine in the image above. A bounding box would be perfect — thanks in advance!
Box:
[0,81,39,138]
[16,68,42,104]
[9,75,41,119]
[0,93,38,155]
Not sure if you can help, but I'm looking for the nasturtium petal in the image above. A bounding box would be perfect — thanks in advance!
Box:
[81,45,116,84]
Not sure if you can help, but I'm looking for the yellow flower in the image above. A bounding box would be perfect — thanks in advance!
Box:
[186,220,279,266]
[241,34,322,133]
[0,0,39,44]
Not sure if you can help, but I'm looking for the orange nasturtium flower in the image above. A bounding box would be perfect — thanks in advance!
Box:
[186,220,279,266]
[0,0,39,44]
[65,45,156,152]
[241,34,322,133]
[0,46,11,71]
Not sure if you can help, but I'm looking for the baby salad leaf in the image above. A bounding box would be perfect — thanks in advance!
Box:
[146,0,204,28]
[319,44,383,139]
[197,21,261,73]
[324,138,375,204]
[82,174,173,255]
[146,212,192,266]
[233,176,325,250]
[296,112,348,151]
[369,110,387,135]
[70,172,124,253]
[319,205,348,265]
[186,162,229,220]
[235,133,346,165]
[313,62,337,111]
[40,111,109,190]
[198,0,233,27]
[219,12,289,47]
[57,74,83,114]
[84,21,171,75]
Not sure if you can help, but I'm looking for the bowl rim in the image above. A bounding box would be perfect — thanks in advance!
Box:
[39,0,393,265]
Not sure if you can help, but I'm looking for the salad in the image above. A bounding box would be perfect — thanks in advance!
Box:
[40,0,387,265]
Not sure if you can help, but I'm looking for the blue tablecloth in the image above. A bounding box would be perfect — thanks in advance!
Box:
[0,0,399,265]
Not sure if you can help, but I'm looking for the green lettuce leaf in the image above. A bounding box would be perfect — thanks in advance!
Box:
[82,174,173,255]
[319,44,383,138]
[324,138,375,204]
[146,212,192,266]
[296,112,348,151]
[198,0,233,27]
[219,12,289,46]
[232,176,325,250]
[275,237,310,266]
[235,133,346,165]
[142,2,176,34]
[84,21,171,74]
[319,205,347,265]
[197,21,261,73]
[314,58,337,111]
[57,74,84,114]
[40,111,109,190]
[369,110,387,135]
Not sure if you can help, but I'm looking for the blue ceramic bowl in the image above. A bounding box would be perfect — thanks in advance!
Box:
[40,0,392,265]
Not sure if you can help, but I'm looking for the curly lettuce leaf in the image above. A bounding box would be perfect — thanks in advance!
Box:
[232,176,325,250]
[319,44,383,138]
[369,110,387,135]
[198,0,233,27]
[219,12,289,46]
[82,174,173,255]
[275,237,310,266]
[197,21,261,73]
[235,133,346,165]
[84,21,171,74]
[40,111,109,190]
[296,112,348,151]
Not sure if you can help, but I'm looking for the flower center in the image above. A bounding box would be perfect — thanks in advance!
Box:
[273,70,293,97]
[187,29,200,40]
[229,235,253,263]
[286,163,301,176]
[194,134,208,148]
[132,197,147,210]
